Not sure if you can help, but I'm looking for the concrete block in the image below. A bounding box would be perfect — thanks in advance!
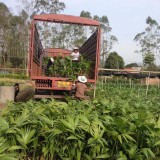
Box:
[0,86,15,103]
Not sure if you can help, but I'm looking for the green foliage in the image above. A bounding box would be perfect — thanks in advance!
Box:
[145,64,158,71]
[0,83,160,159]
[51,23,87,49]
[33,0,65,15]
[0,74,28,80]
[143,52,155,65]
[44,56,92,80]
[105,51,125,69]
[10,57,24,68]
[125,63,139,68]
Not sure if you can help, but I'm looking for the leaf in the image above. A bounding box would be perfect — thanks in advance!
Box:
[96,154,110,159]
[0,154,18,160]
[74,116,79,129]
[61,119,74,132]
[122,134,136,142]
[38,114,53,126]
[8,145,23,151]
[84,154,92,160]
[88,138,96,145]
[16,128,36,149]
[117,156,127,160]
[147,148,155,158]
[117,151,127,160]
[67,135,78,140]
[52,129,62,136]
[154,141,160,146]
[141,148,155,158]
[0,117,9,131]
[80,115,90,125]
[77,149,81,160]
[118,135,122,144]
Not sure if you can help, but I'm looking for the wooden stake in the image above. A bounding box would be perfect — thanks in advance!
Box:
[93,87,96,98]
[146,75,150,96]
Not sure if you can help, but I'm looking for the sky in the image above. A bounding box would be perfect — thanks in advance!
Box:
[1,0,160,65]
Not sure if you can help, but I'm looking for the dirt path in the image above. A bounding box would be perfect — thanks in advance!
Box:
[0,102,6,111]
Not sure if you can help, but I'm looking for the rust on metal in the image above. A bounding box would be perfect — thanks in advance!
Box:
[44,48,71,54]
[33,14,100,26]
[44,48,71,58]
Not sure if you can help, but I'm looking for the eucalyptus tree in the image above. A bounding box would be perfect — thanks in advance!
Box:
[143,52,155,65]
[32,0,65,15]
[134,16,160,65]
[8,13,30,68]
[51,13,87,49]
[99,15,118,66]
[0,2,11,66]
[80,11,118,67]
[31,0,66,47]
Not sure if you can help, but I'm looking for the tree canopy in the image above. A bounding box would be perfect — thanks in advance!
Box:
[0,1,118,68]
[80,10,118,67]
[105,52,125,69]
[125,63,139,68]
[134,16,160,65]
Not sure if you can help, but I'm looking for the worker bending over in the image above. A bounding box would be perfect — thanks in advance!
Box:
[14,83,35,102]
[72,76,94,100]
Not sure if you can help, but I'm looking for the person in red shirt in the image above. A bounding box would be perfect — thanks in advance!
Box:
[72,76,94,100]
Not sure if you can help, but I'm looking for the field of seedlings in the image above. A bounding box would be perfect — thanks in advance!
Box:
[0,79,160,160]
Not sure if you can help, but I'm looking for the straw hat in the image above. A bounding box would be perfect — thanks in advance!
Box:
[78,76,87,83]
[50,57,54,62]
[74,47,79,50]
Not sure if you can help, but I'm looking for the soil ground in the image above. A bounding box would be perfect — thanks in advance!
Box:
[0,102,6,111]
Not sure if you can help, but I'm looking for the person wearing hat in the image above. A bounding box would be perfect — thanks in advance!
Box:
[71,76,93,100]
[45,57,54,75]
[14,83,20,101]
[71,47,80,61]
[14,83,35,102]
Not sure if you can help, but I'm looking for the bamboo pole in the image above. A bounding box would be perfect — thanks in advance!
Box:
[157,77,160,89]
[129,78,131,88]
[99,68,160,74]
[146,74,150,96]
[93,87,96,98]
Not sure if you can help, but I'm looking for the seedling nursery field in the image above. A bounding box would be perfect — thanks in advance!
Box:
[0,79,160,160]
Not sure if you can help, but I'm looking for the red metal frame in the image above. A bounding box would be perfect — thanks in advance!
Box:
[44,48,71,58]
[28,21,34,76]
[28,14,101,98]
[33,14,100,26]
[95,27,101,81]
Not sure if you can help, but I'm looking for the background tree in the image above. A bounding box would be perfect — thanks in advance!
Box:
[1,1,117,69]
[31,0,66,47]
[0,1,31,68]
[125,63,139,68]
[145,64,157,71]
[32,0,65,15]
[143,52,155,66]
[100,15,118,66]
[0,2,11,66]
[134,16,160,65]
[105,52,125,69]
[80,11,118,67]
